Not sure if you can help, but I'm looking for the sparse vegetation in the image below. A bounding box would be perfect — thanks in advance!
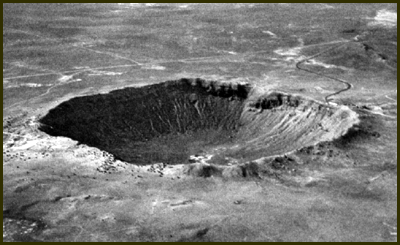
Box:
[3,3,397,242]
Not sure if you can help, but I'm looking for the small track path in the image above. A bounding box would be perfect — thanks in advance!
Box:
[295,41,353,104]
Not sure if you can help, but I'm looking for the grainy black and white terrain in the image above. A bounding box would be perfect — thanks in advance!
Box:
[3,3,397,242]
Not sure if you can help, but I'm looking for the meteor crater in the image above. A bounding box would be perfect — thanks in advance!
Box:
[39,78,359,166]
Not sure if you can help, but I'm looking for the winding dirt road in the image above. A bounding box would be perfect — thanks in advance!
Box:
[295,41,353,104]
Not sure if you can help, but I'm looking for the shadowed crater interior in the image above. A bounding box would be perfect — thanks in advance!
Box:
[39,78,359,165]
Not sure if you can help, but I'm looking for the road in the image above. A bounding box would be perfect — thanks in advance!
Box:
[295,41,353,104]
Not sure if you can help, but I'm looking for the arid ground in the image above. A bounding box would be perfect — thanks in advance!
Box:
[3,3,397,242]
